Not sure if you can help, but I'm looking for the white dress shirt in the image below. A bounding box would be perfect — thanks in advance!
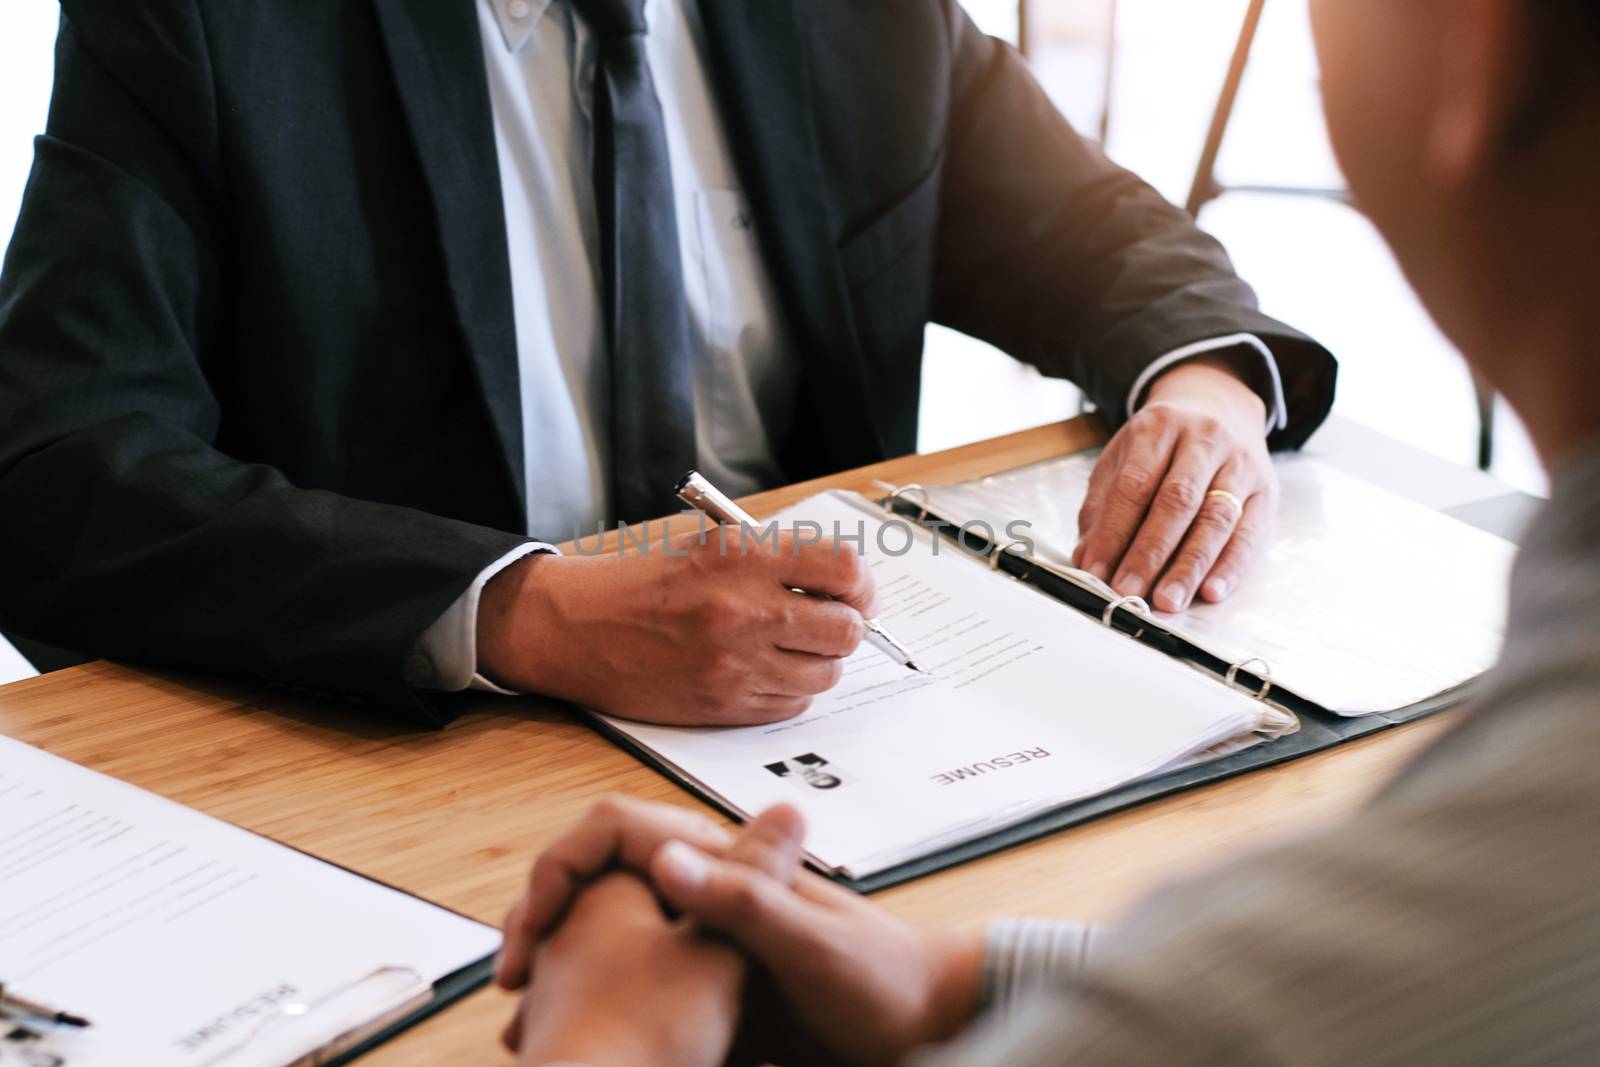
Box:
[411,0,800,690]
[410,0,1285,694]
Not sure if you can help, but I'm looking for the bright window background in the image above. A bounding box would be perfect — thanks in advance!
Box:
[0,2,54,683]
[0,1,1544,683]
[0,3,53,251]
[924,0,1543,503]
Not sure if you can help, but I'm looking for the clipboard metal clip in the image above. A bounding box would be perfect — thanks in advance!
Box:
[199,965,431,1067]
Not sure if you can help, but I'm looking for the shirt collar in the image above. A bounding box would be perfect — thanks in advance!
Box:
[487,0,557,53]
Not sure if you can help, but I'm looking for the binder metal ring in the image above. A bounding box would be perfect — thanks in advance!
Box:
[886,483,930,522]
[987,538,1031,571]
[1225,656,1275,702]
[1101,594,1151,637]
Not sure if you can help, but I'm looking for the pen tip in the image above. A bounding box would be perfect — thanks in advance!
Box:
[60,1014,91,1028]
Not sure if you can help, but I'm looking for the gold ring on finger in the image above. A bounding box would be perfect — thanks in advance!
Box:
[1205,488,1245,519]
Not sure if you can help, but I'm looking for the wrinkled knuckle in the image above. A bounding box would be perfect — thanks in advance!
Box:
[1132,404,1173,429]
[1157,478,1205,515]
[1130,546,1167,577]
[698,591,752,638]
[1193,505,1237,534]
[828,550,864,593]
[815,609,861,656]
[1191,413,1228,441]
[1170,547,1212,578]
[1110,467,1158,507]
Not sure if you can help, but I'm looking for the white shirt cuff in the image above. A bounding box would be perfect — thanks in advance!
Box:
[1126,333,1287,436]
[407,542,558,694]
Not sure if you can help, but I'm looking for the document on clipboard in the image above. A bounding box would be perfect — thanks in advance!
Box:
[0,735,500,1067]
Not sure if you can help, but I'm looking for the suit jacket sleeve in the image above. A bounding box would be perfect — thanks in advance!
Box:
[0,7,530,724]
[931,10,1336,450]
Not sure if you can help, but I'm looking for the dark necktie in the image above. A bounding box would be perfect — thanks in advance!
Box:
[572,0,698,524]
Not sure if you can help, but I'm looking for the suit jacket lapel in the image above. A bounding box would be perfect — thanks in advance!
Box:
[372,0,527,513]
[696,0,887,465]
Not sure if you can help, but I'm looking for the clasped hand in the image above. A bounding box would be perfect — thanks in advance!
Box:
[497,796,984,1067]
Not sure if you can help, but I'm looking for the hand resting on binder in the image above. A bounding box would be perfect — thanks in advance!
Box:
[1075,355,1278,614]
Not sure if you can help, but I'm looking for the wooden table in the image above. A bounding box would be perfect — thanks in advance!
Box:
[0,417,1458,1065]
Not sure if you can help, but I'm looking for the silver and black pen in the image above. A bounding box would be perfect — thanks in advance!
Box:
[0,983,91,1028]
[675,471,926,674]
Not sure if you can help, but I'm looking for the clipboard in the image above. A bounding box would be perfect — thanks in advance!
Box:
[0,737,503,1067]
[0,957,491,1067]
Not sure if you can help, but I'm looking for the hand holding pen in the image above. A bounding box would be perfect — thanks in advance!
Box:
[676,471,925,674]
[474,483,891,727]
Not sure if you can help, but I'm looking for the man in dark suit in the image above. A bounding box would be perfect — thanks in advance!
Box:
[0,0,1334,726]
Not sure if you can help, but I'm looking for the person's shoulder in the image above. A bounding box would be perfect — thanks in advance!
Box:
[57,0,290,60]
[52,0,230,163]
[58,0,210,74]
[60,0,201,38]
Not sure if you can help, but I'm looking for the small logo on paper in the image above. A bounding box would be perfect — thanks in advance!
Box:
[765,753,846,791]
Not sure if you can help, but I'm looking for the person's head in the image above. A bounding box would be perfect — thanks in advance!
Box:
[1310,0,1600,467]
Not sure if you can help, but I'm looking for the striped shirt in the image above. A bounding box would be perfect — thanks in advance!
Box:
[920,438,1600,1066]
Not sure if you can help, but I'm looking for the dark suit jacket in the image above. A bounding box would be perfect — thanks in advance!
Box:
[0,0,1335,723]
